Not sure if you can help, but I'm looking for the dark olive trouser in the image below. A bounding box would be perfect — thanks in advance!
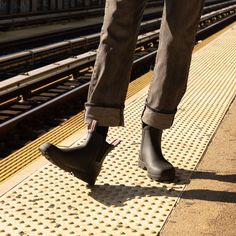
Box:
[85,0,205,129]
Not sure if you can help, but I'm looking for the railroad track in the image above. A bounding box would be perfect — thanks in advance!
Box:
[0,2,235,159]
[1,1,236,80]
[0,19,162,80]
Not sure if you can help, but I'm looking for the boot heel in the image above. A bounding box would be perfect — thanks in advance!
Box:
[71,169,97,186]
[79,139,121,186]
[138,159,147,170]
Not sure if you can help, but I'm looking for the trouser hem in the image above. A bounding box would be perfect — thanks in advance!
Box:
[141,105,175,129]
[84,104,124,127]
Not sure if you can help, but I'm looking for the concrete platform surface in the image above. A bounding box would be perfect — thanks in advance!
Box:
[161,98,236,236]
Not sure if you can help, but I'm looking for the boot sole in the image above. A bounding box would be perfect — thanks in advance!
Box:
[138,159,175,182]
[39,140,120,186]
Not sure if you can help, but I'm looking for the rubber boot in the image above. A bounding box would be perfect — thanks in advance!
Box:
[39,120,120,186]
[139,124,175,182]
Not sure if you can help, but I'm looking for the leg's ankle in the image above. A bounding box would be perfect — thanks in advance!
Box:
[96,125,109,138]
[88,120,109,139]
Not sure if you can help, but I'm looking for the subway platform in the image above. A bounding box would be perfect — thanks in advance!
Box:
[0,24,235,235]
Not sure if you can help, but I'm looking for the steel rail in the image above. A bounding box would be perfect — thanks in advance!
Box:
[0,82,89,134]
[198,10,236,38]
[201,4,236,21]
[203,0,236,13]
[0,51,96,97]
[0,20,160,66]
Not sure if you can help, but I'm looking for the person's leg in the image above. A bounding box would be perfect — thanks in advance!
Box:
[142,0,205,129]
[140,0,205,181]
[85,0,147,127]
[40,0,147,185]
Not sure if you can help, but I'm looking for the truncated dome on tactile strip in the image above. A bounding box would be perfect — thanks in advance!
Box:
[0,27,236,235]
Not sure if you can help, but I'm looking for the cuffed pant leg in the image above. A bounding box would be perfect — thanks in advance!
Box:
[85,0,147,126]
[142,0,205,129]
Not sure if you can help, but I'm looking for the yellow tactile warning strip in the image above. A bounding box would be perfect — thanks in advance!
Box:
[0,26,236,235]
[0,73,152,183]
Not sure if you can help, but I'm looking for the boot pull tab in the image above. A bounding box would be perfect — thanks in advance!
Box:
[88,120,98,133]
[111,139,121,147]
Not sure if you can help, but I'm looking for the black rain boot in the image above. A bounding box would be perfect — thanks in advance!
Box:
[139,123,175,182]
[39,120,120,186]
